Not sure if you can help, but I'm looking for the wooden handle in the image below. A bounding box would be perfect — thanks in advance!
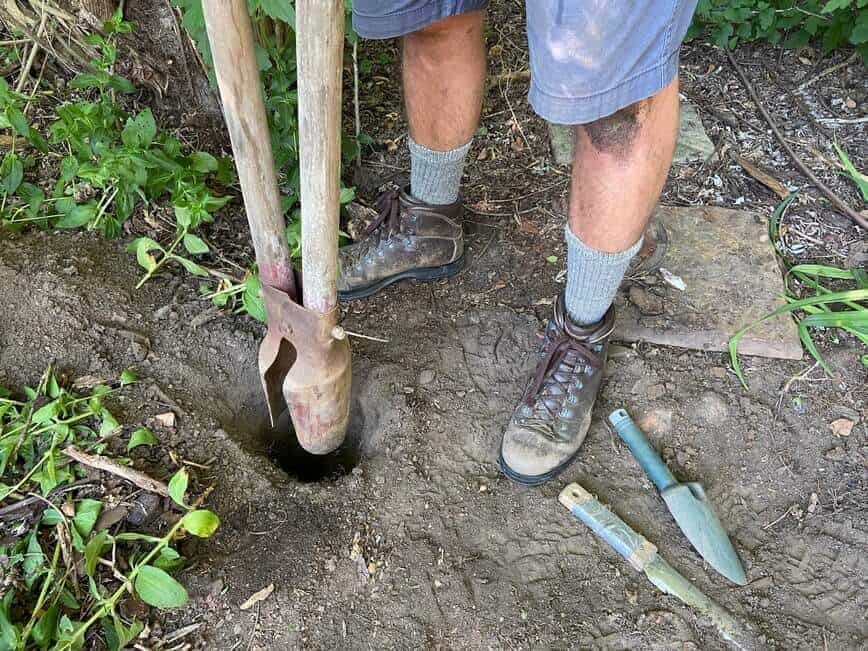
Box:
[201,0,295,296]
[296,0,345,314]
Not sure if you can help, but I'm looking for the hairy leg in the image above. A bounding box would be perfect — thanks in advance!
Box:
[402,12,486,150]
[569,77,680,252]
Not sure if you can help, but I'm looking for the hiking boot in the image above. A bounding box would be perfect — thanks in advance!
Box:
[338,188,464,300]
[499,295,614,486]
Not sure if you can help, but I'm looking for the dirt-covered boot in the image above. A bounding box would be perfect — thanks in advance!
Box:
[338,188,464,300]
[499,295,614,486]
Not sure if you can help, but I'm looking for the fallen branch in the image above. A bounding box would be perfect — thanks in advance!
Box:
[63,445,169,497]
[726,51,867,231]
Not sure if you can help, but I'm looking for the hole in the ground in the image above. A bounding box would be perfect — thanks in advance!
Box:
[263,410,361,483]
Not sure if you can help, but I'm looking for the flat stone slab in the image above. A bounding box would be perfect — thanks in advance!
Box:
[614,205,803,360]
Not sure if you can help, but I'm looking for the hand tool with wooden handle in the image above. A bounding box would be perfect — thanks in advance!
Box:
[202,0,350,454]
[559,483,757,650]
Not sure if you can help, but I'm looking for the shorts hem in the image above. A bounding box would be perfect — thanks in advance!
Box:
[353,1,488,39]
[529,49,680,125]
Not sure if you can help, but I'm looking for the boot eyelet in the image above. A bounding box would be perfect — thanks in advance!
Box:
[520,405,533,417]
[567,395,578,405]
[574,380,583,389]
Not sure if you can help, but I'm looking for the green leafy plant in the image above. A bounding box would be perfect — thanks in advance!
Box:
[0,366,220,649]
[729,196,868,386]
[690,0,868,57]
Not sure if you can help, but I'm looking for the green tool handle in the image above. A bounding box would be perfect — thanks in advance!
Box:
[608,409,677,492]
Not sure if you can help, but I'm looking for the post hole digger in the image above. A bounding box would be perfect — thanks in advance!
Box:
[202,0,350,455]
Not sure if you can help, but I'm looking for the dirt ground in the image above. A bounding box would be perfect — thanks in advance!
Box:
[2,0,867,649]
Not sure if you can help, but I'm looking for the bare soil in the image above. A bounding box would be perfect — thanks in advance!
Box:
[1,0,866,648]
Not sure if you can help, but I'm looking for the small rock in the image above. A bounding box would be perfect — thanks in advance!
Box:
[155,411,175,428]
[691,391,729,426]
[710,366,728,380]
[433,579,443,589]
[628,286,664,315]
[418,369,436,385]
[830,418,854,438]
[402,386,414,394]
[637,408,673,435]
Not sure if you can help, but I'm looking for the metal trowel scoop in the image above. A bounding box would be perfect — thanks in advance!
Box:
[608,409,748,585]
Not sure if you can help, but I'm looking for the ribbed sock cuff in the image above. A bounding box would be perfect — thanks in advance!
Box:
[408,135,472,205]
[565,225,643,325]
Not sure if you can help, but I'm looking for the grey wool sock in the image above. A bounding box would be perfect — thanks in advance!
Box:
[565,225,643,325]
[408,135,472,205]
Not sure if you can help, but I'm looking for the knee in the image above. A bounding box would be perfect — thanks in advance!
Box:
[406,11,484,45]
[581,97,651,155]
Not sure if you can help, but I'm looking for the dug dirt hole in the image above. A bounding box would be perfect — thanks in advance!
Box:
[264,411,362,483]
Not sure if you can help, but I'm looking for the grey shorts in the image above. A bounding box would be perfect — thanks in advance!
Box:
[352,0,698,124]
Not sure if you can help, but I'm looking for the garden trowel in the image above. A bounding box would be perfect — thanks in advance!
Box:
[608,409,747,585]
[202,0,350,454]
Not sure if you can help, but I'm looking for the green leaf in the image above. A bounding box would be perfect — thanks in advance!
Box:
[546,255,558,263]
[259,0,296,25]
[822,0,853,13]
[55,203,97,229]
[834,143,868,201]
[168,467,189,507]
[172,255,209,276]
[99,408,120,436]
[189,151,218,173]
[2,153,23,195]
[182,509,220,537]
[129,237,162,272]
[119,368,138,385]
[729,289,868,386]
[0,592,19,650]
[23,530,45,589]
[242,274,266,322]
[32,604,59,647]
[5,106,29,136]
[339,186,355,204]
[183,233,210,255]
[122,109,157,148]
[134,565,189,609]
[84,529,110,576]
[32,398,62,423]
[74,498,103,538]
[127,427,159,451]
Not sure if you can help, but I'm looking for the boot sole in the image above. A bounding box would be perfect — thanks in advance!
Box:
[497,445,584,487]
[338,256,465,301]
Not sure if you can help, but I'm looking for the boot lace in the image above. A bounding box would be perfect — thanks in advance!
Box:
[345,190,403,266]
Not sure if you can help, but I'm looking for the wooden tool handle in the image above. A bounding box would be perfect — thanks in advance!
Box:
[201,0,295,296]
[296,0,345,314]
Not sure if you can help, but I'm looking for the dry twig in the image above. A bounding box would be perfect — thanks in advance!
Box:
[63,445,169,496]
[727,51,867,231]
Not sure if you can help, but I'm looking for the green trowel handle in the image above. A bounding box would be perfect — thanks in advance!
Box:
[609,409,677,492]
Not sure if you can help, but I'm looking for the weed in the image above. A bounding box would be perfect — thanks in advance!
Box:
[0,365,219,649]
[729,195,868,386]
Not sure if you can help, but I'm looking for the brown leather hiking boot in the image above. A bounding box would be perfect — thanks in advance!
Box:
[338,188,464,300]
[499,295,614,486]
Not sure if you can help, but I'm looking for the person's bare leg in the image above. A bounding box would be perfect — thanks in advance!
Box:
[563,77,680,326]
[403,12,486,151]
[570,77,680,252]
